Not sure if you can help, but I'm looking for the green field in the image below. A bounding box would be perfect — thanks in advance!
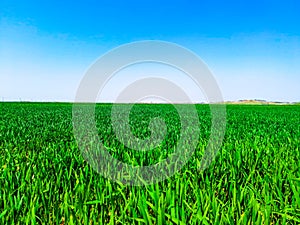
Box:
[0,102,299,224]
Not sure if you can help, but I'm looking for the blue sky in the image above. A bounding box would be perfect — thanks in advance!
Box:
[1,0,299,102]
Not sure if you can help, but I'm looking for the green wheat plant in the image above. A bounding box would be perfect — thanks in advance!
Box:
[0,102,299,224]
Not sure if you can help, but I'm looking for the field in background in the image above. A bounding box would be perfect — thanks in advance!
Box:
[0,102,299,224]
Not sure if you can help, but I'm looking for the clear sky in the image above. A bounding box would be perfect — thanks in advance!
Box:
[1,0,299,102]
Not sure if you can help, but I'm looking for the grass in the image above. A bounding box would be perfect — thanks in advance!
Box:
[0,102,299,224]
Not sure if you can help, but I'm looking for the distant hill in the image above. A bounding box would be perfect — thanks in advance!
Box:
[224,99,294,105]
